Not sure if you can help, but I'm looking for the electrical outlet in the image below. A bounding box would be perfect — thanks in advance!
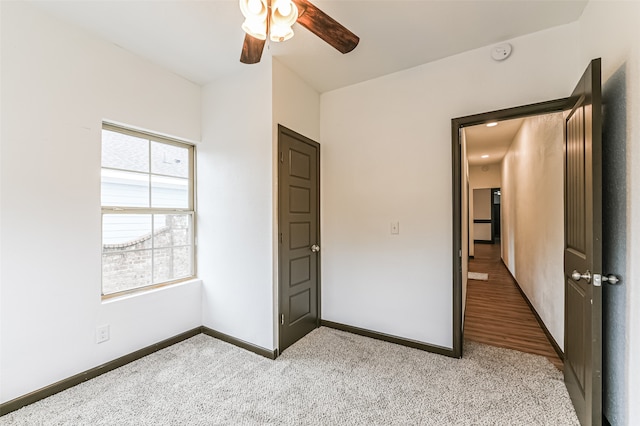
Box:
[96,325,110,344]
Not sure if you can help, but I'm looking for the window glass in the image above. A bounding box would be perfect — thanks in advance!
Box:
[102,129,149,172]
[101,169,150,208]
[151,141,189,177]
[101,125,195,296]
[151,175,189,208]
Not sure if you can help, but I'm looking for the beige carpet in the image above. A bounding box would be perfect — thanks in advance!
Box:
[1,327,578,425]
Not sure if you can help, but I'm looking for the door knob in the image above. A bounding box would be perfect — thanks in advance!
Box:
[602,274,621,285]
[572,270,621,286]
[571,270,592,283]
[311,244,320,253]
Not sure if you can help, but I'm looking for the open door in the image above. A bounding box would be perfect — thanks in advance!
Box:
[452,58,610,425]
[563,58,602,426]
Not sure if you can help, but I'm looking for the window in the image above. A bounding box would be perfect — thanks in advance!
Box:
[101,124,195,296]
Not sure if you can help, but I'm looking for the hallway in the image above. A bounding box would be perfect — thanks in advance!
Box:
[464,243,563,369]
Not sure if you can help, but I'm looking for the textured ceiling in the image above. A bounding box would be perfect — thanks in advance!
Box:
[465,118,525,166]
[30,0,588,92]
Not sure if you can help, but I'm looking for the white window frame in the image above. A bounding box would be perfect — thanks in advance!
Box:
[101,123,196,298]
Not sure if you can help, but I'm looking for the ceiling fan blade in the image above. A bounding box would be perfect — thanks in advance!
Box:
[240,34,266,64]
[292,0,359,54]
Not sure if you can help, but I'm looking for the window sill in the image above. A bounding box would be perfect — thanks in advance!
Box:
[101,278,202,304]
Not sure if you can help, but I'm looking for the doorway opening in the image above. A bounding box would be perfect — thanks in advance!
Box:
[453,59,604,426]
[491,188,501,243]
[451,98,569,360]
[462,113,565,369]
[470,187,500,247]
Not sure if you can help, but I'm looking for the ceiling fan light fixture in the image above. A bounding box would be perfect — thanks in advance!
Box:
[270,0,298,42]
[240,0,268,18]
[240,0,268,40]
[272,0,294,17]
[270,24,294,42]
[242,18,268,40]
[239,0,359,64]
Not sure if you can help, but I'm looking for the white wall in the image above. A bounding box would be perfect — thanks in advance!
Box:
[272,60,320,141]
[0,2,202,403]
[198,58,320,352]
[320,24,580,348]
[468,164,502,256]
[577,2,640,424]
[198,59,275,351]
[501,113,565,349]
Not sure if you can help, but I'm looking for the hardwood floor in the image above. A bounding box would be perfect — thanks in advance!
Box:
[464,243,564,370]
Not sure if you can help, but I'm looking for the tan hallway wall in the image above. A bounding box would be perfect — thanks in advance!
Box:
[501,112,565,350]
[473,188,492,241]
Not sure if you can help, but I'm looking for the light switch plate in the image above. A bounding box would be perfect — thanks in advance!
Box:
[391,222,399,235]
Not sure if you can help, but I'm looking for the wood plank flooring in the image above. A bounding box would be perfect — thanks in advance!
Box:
[464,243,564,369]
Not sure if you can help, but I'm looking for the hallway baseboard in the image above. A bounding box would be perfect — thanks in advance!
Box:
[465,243,563,369]
[501,260,564,362]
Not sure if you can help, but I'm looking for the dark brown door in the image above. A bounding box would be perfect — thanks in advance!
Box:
[564,58,602,426]
[278,125,320,353]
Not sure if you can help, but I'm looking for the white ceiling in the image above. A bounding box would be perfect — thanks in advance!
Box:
[465,118,524,166]
[29,0,588,93]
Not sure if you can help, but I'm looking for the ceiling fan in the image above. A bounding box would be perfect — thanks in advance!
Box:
[239,0,359,64]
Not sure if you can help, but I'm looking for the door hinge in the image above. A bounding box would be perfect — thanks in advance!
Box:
[280,314,285,325]
[280,152,284,163]
[280,233,283,244]
[459,249,462,258]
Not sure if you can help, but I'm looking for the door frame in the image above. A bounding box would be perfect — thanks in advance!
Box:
[491,187,501,243]
[451,98,569,358]
[277,124,321,354]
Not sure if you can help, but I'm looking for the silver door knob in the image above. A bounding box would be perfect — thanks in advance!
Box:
[571,270,592,283]
[603,274,621,285]
[594,273,621,286]
[311,244,320,253]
